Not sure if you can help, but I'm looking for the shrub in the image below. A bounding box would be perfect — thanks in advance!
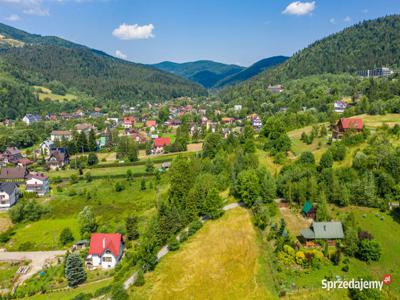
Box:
[188,220,203,236]
[115,182,125,192]
[94,285,112,297]
[110,283,129,300]
[357,239,381,262]
[59,227,74,246]
[295,251,305,265]
[283,245,295,257]
[168,238,180,251]
[134,269,145,287]
[179,231,188,243]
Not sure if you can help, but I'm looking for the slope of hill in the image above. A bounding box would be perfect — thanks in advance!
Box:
[215,56,289,88]
[221,15,400,102]
[152,60,244,88]
[0,22,207,117]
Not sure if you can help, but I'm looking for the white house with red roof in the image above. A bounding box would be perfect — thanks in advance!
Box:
[145,120,157,132]
[26,173,49,196]
[86,233,124,269]
[153,137,171,154]
[123,116,136,129]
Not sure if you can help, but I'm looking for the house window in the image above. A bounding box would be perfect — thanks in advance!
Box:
[102,256,112,262]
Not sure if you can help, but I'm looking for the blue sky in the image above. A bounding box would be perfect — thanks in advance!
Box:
[1,0,399,66]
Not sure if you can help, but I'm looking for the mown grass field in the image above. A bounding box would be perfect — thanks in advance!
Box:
[130,208,277,300]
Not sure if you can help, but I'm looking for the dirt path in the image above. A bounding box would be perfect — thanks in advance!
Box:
[0,250,66,286]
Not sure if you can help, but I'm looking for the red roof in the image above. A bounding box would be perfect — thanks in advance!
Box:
[146,120,157,127]
[89,233,123,258]
[340,118,363,130]
[123,116,135,124]
[154,137,171,147]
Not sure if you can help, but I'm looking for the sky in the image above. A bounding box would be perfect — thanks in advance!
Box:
[0,0,399,66]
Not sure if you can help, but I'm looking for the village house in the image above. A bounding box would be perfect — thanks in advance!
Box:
[86,233,124,269]
[300,221,344,246]
[75,123,97,135]
[25,173,49,196]
[0,147,23,165]
[153,137,171,154]
[0,167,29,182]
[46,148,70,170]
[123,116,136,129]
[50,130,72,142]
[332,118,363,139]
[334,101,348,113]
[222,117,235,125]
[249,114,262,130]
[22,114,41,125]
[268,84,284,93]
[17,158,32,168]
[145,120,157,132]
[40,140,55,157]
[301,200,316,219]
[0,182,19,208]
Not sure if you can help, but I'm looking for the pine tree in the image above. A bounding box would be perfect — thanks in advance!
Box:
[65,252,86,287]
[88,129,97,152]
[126,215,139,241]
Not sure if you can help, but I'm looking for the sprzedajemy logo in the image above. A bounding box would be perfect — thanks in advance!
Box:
[321,275,392,292]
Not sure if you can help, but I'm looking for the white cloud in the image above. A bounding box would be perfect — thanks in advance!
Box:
[112,23,154,40]
[362,9,368,14]
[115,50,127,60]
[329,17,335,24]
[5,14,20,21]
[283,1,315,16]
[344,16,351,23]
[23,6,49,16]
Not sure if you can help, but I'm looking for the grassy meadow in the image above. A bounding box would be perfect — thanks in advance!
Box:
[2,176,168,251]
[129,207,277,300]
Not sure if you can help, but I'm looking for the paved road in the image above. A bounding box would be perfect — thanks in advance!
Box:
[124,202,243,290]
[0,250,66,285]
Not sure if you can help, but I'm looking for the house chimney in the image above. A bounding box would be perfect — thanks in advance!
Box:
[102,238,106,249]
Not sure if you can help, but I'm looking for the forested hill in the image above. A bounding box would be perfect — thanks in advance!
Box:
[221,15,400,101]
[0,23,207,110]
[152,60,245,88]
[215,56,289,88]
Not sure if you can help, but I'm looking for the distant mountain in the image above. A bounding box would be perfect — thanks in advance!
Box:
[221,15,400,103]
[215,56,289,88]
[152,60,244,88]
[0,22,206,119]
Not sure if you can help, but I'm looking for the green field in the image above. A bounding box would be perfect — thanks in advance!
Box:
[3,176,168,251]
[26,278,112,300]
[33,86,78,102]
[6,218,80,251]
[130,208,277,299]
[0,261,22,289]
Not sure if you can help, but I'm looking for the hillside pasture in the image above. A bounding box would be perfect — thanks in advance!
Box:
[33,86,78,102]
[130,208,276,299]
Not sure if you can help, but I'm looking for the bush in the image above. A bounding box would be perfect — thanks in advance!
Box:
[134,269,145,287]
[188,220,203,236]
[110,283,129,300]
[283,245,295,257]
[71,293,93,300]
[9,200,48,224]
[168,238,180,251]
[18,241,35,251]
[59,227,74,246]
[357,239,381,262]
[115,182,125,192]
[94,285,112,297]
[179,231,188,243]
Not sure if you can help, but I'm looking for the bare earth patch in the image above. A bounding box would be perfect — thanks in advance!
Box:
[279,207,312,237]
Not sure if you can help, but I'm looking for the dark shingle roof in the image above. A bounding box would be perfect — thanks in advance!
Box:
[301,222,344,240]
[0,182,18,195]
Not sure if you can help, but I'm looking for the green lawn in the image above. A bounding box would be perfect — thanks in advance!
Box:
[26,278,112,300]
[46,164,154,179]
[6,218,80,251]
[0,261,21,289]
[3,177,168,251]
